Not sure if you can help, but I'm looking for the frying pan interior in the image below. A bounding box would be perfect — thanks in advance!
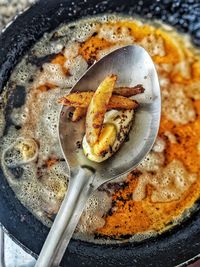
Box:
[0,0,200,266]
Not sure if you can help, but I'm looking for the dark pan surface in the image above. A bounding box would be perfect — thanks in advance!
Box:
[0,0,200,266]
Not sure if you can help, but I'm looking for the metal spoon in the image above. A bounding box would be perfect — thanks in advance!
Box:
[35,45,161,267]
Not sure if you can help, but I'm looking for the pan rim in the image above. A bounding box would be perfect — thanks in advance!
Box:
[0,0,200,266]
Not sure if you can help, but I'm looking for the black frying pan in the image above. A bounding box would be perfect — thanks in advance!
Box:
[0,0,200,266]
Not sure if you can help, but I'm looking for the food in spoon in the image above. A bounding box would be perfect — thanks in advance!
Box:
[113,84,144,96]
[59,88,141,122]
[60,94,139,122]
[72,107,87,122]
[59,90,139,110]
[82,109,134,162]
[59,75,143,162]
[85,75,117,146]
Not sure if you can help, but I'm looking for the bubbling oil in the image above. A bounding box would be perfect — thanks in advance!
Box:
[0,14,200,244]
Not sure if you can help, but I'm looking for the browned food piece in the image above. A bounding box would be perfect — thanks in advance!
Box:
[72,107,87,122]
[59,93,139,110]
[107,95,139,110]
[86,75,117,146]
[58,92,93,107]
[58,84,144,106]
[113,84,145,97]
[58,82,142,124]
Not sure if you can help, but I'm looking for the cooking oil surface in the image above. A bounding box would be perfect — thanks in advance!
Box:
[0,14,200,243]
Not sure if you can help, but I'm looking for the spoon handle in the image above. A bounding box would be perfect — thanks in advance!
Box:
[35,167,95,267]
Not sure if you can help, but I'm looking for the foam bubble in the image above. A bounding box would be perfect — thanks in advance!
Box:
[35,60,87,89]
[63,42,80,59]
[139,34,166,57]
[37,63,67,88]
[32,32,64,56]
[152,137,166,153]
[98,25,134,44]
[3,137,38,168]
[162,84,196,124]
[133,160,197,202]
[66,55,88,77]
[77,190,111,234]
[11,58,37,86]
[138,151,165,172]
[164,131,177,144]
[185,81,200,100]
[73,22,98,42]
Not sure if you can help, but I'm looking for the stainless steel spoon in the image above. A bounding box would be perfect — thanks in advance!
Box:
[35,45,161,267]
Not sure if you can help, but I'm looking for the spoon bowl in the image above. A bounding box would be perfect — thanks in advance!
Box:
[36,45,161,267]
